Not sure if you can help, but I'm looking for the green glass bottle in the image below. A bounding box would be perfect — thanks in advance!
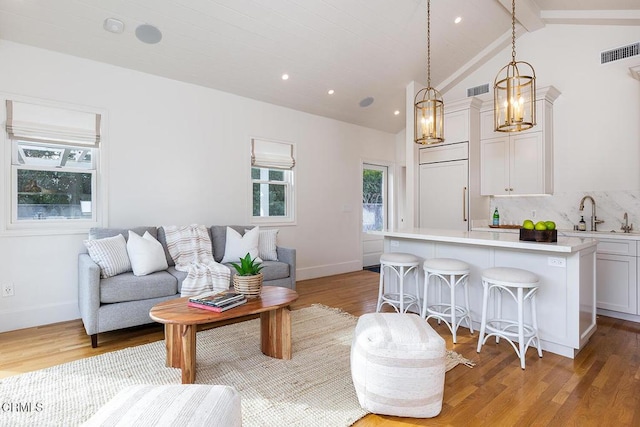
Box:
[492,208,500,226]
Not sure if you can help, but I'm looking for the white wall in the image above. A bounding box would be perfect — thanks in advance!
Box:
[0,40,396,332]
[443,24,640,228]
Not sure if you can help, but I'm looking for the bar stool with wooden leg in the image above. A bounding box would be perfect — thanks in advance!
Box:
[476,267,542,369]
[377,253,421,314]
[422,258,473,343]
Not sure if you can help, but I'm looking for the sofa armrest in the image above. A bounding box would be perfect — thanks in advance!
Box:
[78,253,101,335]
[276,246,296,287]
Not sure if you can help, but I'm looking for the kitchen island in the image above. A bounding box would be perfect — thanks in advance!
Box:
[370,228,599,359]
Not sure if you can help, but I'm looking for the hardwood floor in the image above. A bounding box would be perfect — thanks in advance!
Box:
[1,270,639,426]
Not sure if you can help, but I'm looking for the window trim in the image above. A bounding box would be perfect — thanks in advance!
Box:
[249,138,296,226]
[1,94,107,235]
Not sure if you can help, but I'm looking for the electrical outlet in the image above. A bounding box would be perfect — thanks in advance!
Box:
[390,240,400,247]
[2,283,15,297]
[548,257,566,268]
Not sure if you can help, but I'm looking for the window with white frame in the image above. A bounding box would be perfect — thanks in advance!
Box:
[250,138,295,224]
[5,99,101,225]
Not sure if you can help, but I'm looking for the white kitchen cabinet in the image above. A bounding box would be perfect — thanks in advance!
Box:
[479,86,559,196]
[480,131,547,195]
[444,108,469,144]
[596,238,638,315]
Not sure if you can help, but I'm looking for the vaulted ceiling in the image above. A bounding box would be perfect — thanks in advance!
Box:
[0,0,637,133]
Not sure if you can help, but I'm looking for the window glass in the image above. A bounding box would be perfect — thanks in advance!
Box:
[251,166,293,222]
[12,140,96,222]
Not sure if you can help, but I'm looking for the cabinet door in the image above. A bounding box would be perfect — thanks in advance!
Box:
[596,253,637,314]
[445,109,469,144]
[480,137,509,196]
[509,132,544,195]
[419,160,469,230]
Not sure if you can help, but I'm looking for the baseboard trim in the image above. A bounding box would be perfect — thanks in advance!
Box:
[296,260,362,281]
[0,301,79,333]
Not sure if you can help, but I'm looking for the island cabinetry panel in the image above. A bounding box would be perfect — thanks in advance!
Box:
[596,238,638,315]
[377,229,597,359]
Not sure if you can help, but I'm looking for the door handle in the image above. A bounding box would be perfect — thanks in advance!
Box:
[462,186,468,222]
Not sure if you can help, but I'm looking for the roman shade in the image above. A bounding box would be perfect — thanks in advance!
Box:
[251,138,295,170]
[6,100,101,147]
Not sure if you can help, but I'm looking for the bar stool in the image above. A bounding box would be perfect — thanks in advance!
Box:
[476,267,542,369]
[422,258,473,343]
[377,253,421,314]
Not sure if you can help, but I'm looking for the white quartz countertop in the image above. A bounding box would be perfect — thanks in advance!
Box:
[370,228,598,253]
[473,227,640,241]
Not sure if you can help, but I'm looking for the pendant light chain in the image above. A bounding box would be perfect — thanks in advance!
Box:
[493,0,536,133]
[511,0,516,63]
[427,0,431,88]
[413,0,444,144]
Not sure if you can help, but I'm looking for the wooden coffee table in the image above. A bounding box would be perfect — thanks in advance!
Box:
[150,286,299,384]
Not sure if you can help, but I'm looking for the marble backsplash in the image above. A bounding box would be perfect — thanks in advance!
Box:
[488,191,640,232]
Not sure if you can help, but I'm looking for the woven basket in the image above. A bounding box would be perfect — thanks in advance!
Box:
[233,273,263,298]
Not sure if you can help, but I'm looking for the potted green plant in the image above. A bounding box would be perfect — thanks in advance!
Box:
[230,253,264,298]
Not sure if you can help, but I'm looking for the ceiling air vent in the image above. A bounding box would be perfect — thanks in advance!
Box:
[467,83,489,97]
[601,42,639,65]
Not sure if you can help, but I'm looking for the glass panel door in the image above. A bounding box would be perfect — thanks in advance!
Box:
[362,164,387,268]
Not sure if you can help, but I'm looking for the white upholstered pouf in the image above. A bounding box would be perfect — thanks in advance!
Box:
[82,384,242,427]
[350,313,446,418]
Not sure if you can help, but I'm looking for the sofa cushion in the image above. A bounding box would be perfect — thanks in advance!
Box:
[100,271,178,304]
[167,266,188,293]
[156,226,175,267]
[211,225,254,263]
[89,226,157,241]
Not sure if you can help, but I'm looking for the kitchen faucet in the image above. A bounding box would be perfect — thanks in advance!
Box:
[579,195,604,231]
[621,212,633,233]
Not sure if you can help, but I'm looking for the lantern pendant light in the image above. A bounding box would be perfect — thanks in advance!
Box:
[414,0,444,145]
[494,0,536,132]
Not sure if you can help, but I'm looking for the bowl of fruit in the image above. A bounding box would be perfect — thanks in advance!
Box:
[519,219,557,242]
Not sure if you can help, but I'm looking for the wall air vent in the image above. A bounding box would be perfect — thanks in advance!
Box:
[467,83,489,97]
[601,42,639,65]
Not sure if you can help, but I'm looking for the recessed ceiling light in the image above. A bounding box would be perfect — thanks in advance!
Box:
[103,18,124,34]
[454,16,462,24]
[135,24,162,44]
[394,110,400,116]
[328,89,335,95]
[281,74,289,80]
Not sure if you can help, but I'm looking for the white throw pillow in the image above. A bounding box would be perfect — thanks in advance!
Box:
[247,228,279,261]
[84,234,132,278]
[127,231,169,276]
[221,226,262,264]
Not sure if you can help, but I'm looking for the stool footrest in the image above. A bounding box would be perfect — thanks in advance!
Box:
[485,320,537,340]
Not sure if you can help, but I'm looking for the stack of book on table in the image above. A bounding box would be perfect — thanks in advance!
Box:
[187,291,247,312]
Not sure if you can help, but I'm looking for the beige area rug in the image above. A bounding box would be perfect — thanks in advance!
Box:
[0,305,474,427]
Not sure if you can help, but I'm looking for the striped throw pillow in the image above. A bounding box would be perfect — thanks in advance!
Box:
[258,228,279,261]
[84,234,132,278]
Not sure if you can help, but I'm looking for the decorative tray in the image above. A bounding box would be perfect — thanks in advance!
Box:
[489,225,523,229]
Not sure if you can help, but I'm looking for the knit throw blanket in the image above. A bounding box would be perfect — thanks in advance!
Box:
[163,224,231,297]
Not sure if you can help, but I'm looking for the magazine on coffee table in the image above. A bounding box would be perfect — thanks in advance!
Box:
[188,291,245,307]
[187,298,247,312]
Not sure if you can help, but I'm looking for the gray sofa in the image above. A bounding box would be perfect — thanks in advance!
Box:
[78,225,296,347]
